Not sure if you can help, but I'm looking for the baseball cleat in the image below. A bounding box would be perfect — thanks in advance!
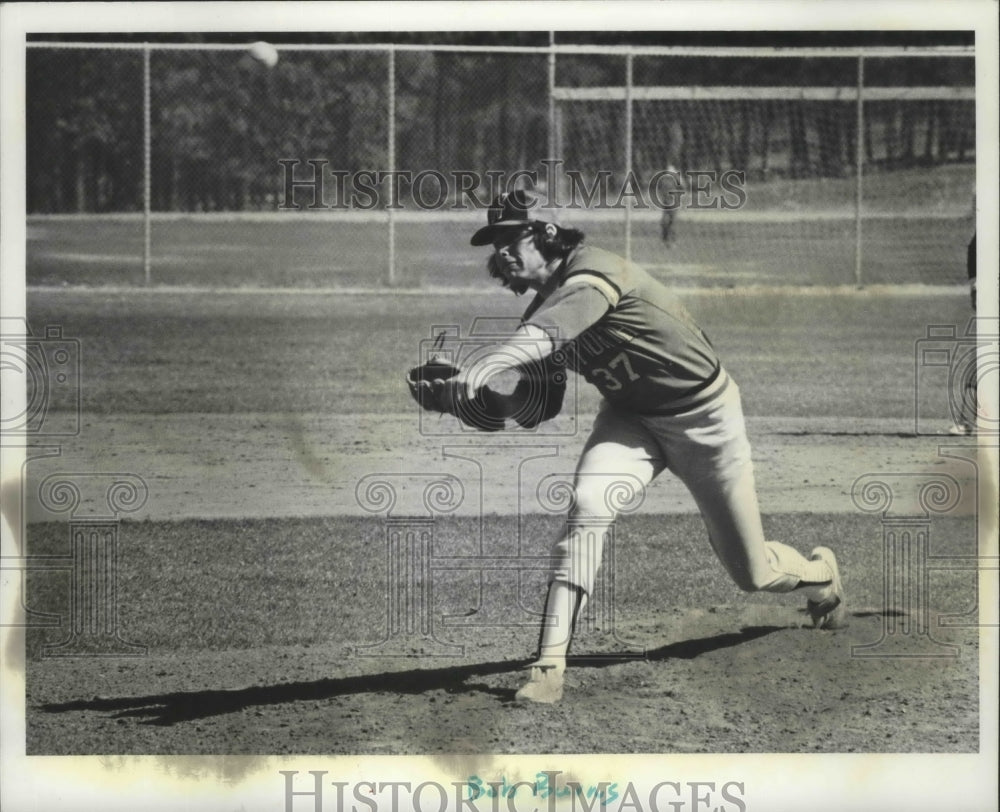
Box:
[807,546,847,630]
[515,662,565,704]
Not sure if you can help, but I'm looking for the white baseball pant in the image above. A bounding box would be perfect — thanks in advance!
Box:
[550,371,833,596]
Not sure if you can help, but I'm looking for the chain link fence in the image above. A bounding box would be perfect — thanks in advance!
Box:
[25,43,975,288]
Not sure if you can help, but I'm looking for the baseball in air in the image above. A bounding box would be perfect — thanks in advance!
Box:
[248,41,279,68]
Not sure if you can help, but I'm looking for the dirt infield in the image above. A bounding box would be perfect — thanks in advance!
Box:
[21,409,984,756]
[26,605,979,755]
[21,413,981,522]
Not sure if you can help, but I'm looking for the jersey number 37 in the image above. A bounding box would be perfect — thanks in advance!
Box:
[589,352,640,391]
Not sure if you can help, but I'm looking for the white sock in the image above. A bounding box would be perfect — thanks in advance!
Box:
[535,581,581,673]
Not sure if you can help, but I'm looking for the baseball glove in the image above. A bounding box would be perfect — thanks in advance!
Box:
[406,355,462,412]
[406,354,506,432]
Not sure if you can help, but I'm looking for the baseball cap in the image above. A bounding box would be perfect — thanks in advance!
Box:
[470,190,547,246]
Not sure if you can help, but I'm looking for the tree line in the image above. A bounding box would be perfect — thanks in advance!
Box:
[26,47,974,213]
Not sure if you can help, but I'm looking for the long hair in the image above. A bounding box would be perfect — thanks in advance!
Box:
[533,222,585,261]
[485,223,586,295]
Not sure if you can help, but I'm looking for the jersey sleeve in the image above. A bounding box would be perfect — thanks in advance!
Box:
[523,272,619,344]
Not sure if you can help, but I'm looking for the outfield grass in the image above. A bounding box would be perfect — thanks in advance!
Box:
[24,162,976,288]
[26,212,975,289]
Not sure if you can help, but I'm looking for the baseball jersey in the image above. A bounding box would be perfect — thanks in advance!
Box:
[522,245,724,415]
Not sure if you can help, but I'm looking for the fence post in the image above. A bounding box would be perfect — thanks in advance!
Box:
[387,45,396,285]
[624,49,634,262]
[548,32,557,207]
[854,53,865,287]
[552,54,564,207]
[143,43,152,286]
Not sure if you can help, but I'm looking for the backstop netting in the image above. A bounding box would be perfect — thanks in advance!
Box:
[552,50,975,288]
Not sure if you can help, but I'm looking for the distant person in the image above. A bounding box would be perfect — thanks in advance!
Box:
[968,231,977,311]
[659,165,685,247]
[949,232,977,436]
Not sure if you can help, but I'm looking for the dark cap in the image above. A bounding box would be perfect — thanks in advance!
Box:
[470,190,546,246]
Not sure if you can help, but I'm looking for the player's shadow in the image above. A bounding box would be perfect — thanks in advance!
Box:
[573,624,783,668]
[37,627,783,726]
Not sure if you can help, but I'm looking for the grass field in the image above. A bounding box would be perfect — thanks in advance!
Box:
[25,164,976,289]
[26,213,975,289]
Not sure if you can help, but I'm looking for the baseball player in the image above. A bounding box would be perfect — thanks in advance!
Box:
[417,191,846,704]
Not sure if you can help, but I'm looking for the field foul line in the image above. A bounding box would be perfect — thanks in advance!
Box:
[26,283,970,297]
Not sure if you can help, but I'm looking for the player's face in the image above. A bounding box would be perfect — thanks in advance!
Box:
[493,230,551,290]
